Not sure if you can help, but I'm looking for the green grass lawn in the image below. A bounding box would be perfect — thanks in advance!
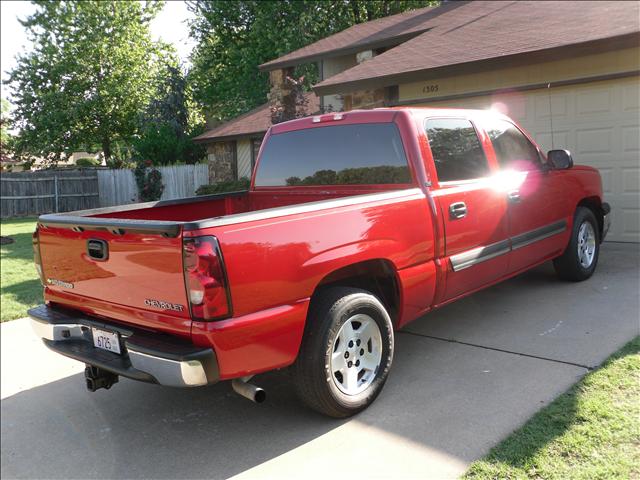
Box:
[465,336,640,480]
[1,217,42,321]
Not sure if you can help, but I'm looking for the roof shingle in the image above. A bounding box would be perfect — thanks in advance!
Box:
[313,1,640,93]
[259,4,441,71]
[193,92,320,143]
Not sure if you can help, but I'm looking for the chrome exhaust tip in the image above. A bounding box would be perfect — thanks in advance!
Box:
[231,376,266,403]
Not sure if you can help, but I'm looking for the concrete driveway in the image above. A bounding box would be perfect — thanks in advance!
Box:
[2,243,638,479]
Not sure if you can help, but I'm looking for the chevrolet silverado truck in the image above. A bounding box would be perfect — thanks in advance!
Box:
[30,108,610,417]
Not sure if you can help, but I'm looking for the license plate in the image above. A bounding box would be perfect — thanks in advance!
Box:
[91,328,121,355]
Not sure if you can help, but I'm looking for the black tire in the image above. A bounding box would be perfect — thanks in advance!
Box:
[292,287,394,418]
[553,207,600,281]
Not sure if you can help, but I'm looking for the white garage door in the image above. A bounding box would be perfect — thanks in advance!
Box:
[425,76,640,242]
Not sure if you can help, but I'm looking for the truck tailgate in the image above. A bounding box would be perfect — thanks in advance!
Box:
[38,225,191,331]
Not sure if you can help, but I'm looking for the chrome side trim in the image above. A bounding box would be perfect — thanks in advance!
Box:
[511,220,567,250]
[450,240,511,272]
[449,220,568,271]
[128,350,208,387]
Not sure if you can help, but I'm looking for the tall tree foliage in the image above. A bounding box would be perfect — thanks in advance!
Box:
[1,99,11,154]
[8,1,169,163]
[133,64,206,165]
[187,0,435,122]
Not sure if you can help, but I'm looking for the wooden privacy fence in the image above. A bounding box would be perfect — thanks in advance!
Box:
[97,164,209,207]
[1,164,209,218]
[1,170,100,218]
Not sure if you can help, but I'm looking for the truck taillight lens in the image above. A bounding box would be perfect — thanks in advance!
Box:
[32,228,45,285]
[182,236,231,321]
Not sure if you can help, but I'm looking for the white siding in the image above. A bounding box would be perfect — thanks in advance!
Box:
[237,139,252,179]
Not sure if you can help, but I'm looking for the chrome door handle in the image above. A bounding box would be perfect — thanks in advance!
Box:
[449,201,467,219]
[507,190,521,203]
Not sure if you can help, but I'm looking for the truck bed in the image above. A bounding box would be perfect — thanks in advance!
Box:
[37,187,400,236]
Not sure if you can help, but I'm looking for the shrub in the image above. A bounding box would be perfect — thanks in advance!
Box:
[75,157,101,167]
[196,177,250,195]
[134,160,164,202]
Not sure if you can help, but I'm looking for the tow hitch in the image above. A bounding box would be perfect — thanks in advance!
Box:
[85,365,119,392]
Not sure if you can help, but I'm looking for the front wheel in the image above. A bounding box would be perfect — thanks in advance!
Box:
[292,287,394,418]
[553,207,600,281]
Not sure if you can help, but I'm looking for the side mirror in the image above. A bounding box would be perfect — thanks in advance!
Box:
[547,149,573,170]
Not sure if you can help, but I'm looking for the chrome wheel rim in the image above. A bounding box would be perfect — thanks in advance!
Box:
[330,314,383,395]
[577,221,596,268]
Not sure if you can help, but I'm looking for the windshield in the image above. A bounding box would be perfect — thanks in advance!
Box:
[254,123,411,187]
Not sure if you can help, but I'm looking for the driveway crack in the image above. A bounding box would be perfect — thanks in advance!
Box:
[399,330,594,370]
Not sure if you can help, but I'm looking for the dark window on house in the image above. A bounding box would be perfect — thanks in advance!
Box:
[425,118,490,182]
[482,119,541,169]
[254,123,412,187]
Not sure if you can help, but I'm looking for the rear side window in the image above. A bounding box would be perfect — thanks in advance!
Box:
[482,118,541,169]
[254,123,411,187]
[425,118,490,182]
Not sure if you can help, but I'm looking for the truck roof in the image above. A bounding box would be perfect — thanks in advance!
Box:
[268,107,510,135]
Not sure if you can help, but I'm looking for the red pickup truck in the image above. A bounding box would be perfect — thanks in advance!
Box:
[30,108,610,417]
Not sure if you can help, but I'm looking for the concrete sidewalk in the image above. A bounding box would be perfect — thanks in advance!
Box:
[1,243,638,479]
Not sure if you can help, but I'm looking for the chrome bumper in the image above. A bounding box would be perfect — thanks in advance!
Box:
[29,305,218,388]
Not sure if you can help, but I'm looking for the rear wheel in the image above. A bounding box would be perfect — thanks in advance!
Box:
[292,287,394,418]
[553,207,600,281]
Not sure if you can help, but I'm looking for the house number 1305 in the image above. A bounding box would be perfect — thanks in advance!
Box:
[422,84,439,93]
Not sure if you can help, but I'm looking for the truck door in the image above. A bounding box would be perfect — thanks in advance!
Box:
[425,117,509,301]
[480,118,572,274]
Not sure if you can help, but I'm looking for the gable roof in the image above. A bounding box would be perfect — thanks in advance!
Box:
[259,4,440,71]
[315,0,639,94]
[193,92,320,143]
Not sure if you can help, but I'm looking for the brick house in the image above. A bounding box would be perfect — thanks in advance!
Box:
[199,1,639,242]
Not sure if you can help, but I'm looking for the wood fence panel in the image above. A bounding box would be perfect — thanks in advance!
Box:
[1,169,99,218]
[2,164,210,217]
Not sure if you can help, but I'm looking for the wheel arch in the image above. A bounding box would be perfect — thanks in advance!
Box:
[576,196,605,240]
[311,259,401,326]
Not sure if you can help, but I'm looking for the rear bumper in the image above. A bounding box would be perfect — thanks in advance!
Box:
[602,202,611,242]
[28,304,219,387]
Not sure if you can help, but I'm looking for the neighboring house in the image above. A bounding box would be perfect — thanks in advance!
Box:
[202,1,639,241]
[193,93,320,184]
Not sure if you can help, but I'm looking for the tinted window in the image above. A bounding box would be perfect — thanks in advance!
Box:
[425,118,490,182]
[482,119,541,169]
[255,123,411,187]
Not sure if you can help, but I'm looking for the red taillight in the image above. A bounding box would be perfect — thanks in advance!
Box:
[32,228,45,285]
[183,236,231,321]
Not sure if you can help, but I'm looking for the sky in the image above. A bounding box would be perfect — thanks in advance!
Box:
[0,0,196,100]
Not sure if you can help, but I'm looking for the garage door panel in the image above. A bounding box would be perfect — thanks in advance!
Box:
[622,167,640,194]
[622,126,639,153]
[577,88,614,116]
[620,209,639,241]
[534,93,570,121]
[534,130,571,153]
[576,127,613,155]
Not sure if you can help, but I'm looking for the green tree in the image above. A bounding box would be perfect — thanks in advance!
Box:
[1,99,11,153]
[7,0,169,164]
[187,0,435,122]
[134,63,206,165]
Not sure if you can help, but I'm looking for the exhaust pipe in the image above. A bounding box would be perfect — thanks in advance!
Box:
[231,376,266,403]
